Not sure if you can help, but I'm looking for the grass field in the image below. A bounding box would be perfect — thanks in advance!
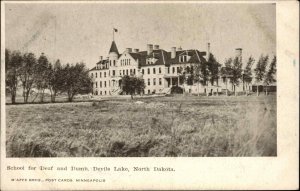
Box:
[6,94,277,157]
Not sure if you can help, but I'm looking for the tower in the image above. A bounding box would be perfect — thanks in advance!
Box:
[108,41,119,67]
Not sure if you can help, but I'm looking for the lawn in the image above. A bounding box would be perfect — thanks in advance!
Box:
[6,94,277,157]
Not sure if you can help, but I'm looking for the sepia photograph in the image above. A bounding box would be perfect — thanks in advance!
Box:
[4,2,278,158]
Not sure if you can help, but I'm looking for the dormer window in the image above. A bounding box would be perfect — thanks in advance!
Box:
[179,55,189,62]
[147,58,157,65]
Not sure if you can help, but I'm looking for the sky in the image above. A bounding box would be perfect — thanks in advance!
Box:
[5,2,276,69]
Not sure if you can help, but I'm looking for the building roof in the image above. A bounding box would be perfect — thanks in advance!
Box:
[91,44,208,71]
[90,59,109,71]
[109,41,119,55]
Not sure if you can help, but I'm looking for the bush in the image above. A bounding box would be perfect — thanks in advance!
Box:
[171,86,183,94]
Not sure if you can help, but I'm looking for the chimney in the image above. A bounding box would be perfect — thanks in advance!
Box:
[206,43,210,61]
[178,47,182,51]
[100,56,103,61]
[171,47,176,59]
[126,48,132,53]
[154,45,159,50]
[147,44,153,55]
[133,49,139,53]
[235,48,242,62]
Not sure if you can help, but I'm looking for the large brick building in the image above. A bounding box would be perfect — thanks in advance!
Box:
[89,41,249,96]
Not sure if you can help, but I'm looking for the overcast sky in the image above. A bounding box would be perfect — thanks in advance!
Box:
[5,2,276,69]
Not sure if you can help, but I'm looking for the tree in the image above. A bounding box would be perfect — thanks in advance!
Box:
[220,58,233,96]
[121,75,145,99]
[243,56,255,95]
[194,60,209,96]
[230,57,243,96]
[5,49,22,104]
[48,59,64,102]
[19,52,37,103]
[207,53,221,95]
[34,53,50,102]
[62,63,93,102]
[254,55,269,96]
[264,56,276,95]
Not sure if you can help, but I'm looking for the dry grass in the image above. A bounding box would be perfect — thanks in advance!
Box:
[6,95,276,157]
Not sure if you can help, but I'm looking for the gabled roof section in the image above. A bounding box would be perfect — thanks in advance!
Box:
[167,49,206,65]
[138,49,169,67]
[109,41,119,55]
[128,52,141,60]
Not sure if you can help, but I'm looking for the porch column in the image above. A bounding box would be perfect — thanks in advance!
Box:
[170,78,173,87]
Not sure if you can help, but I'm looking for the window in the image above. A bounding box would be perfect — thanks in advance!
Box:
[105,91,106,95]
[96,82,98,88]
[100,91,102,95]
[167,67,170,74]
[153,68,156,74]
[100,72,102,78]
[113,60,116,66]
[120,70,122,76]
[186,66,190,73]
[148,68,150,74]
[126,70,128,75]
[177,67,180,74]
[159,78,162,85]
[159,67,161,74]
[133,69,136,74]
[91,73,93,78]
[142,69,144,74]
[104,81,106,87]
[110,60,111,66]
[130,69,132,75]
[148,79,150,86]
[172,67,175,73]
[148,90,150,94]
[123,70,125,75]
[153,78,156,85]
[104,72,106,78]
[95,72,98,78]
[112,70,115,76]
[100,81,102,88]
